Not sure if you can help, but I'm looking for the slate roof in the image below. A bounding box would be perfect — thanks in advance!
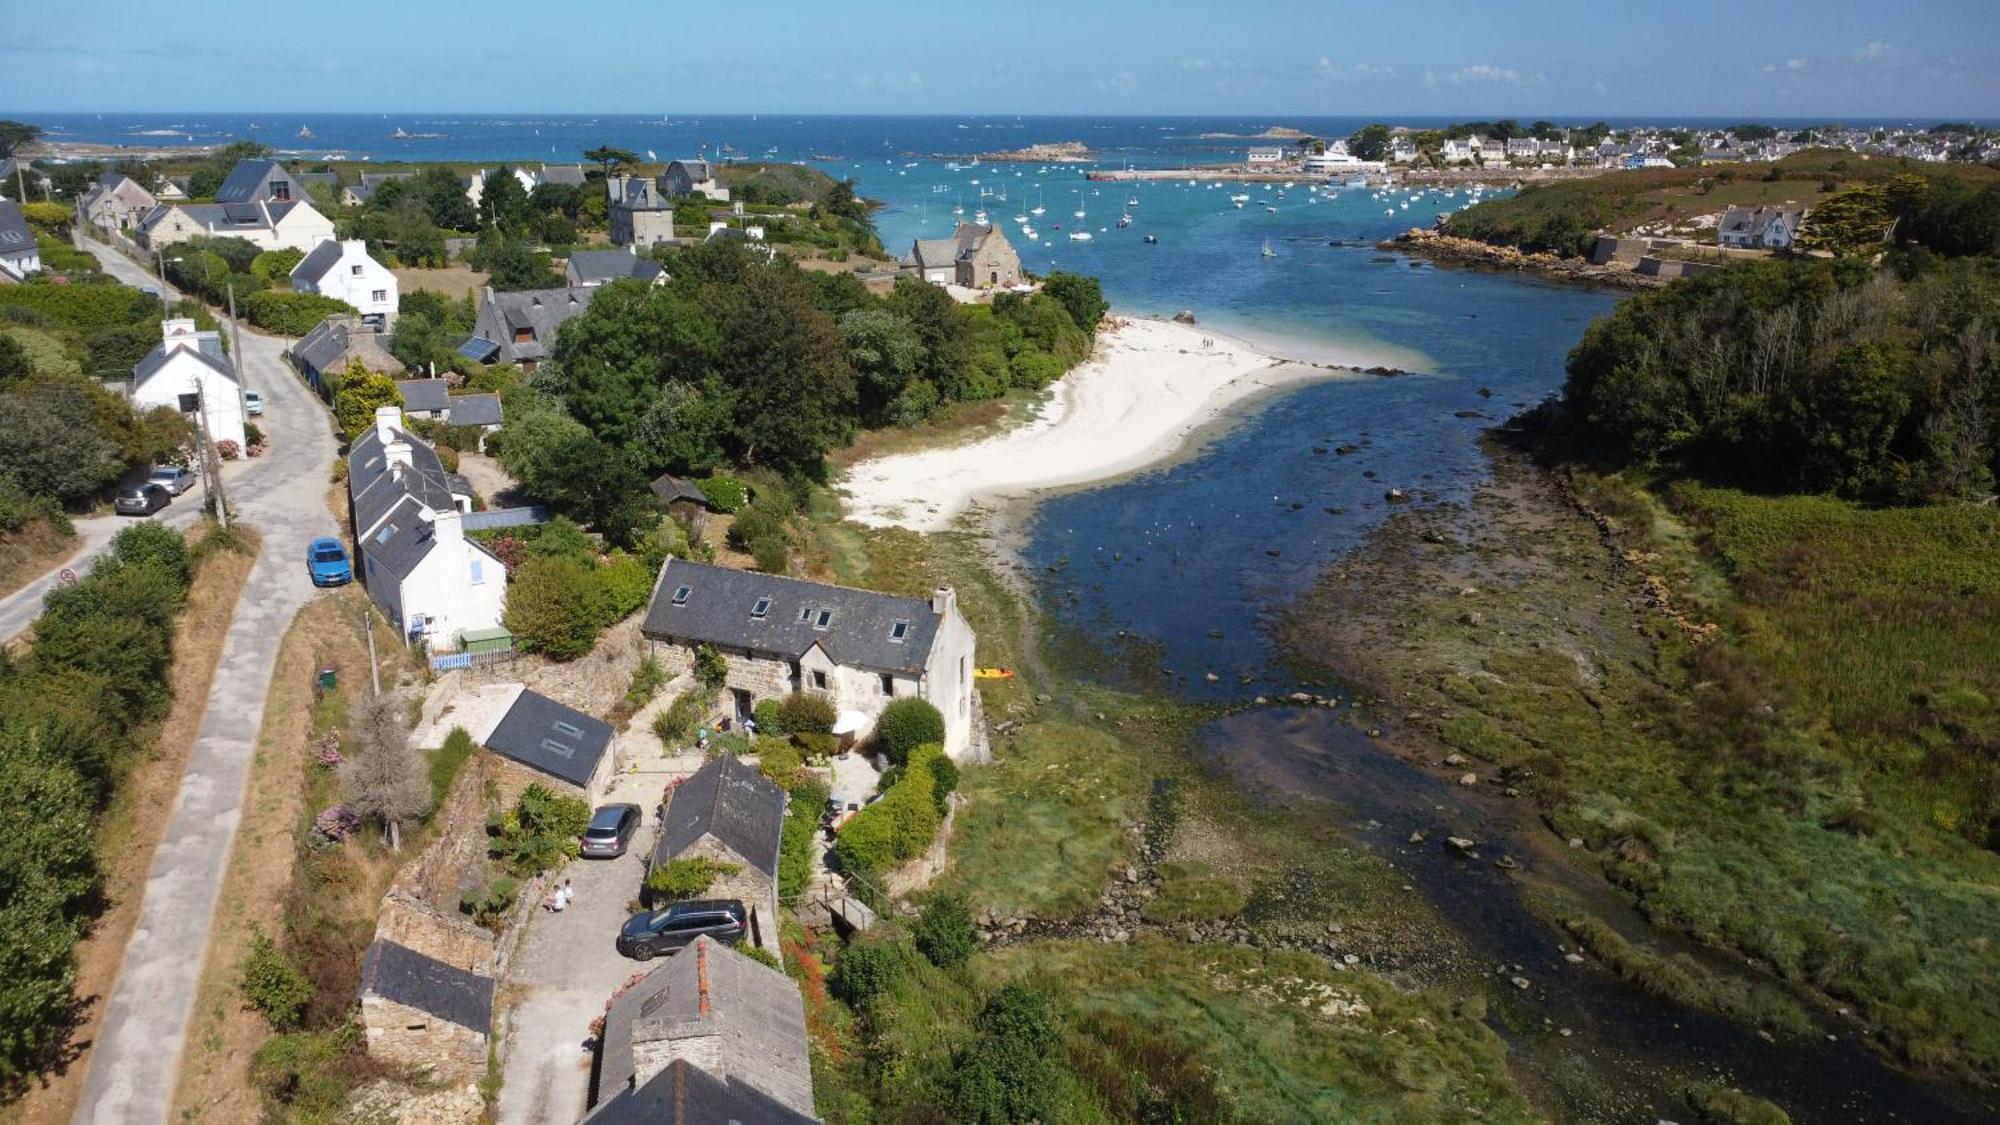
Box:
[641,559,942,675]
[294,316,401,378]
[132,332,237,387]
[567,249,665,286]
[145,200,310,236]
[214,160,304,204]
[594,937,815,1118]
[652,756,786,878]
[395,377,452,413]
[0,201,34,263]
[358,493,446,581]
[537,164,587,187]
[448,393,503,427]
[474,286,596,364]
[648,473,711,507]
[484,688,612,788]
[347,421,464,538]
[358,938,495,1033]
[290,238,346,284]
[584,1059,817,1125]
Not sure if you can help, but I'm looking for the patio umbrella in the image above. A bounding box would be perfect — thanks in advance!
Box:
[830,710,869,736]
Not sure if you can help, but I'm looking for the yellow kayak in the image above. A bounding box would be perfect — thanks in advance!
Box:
[973,667,1016,680]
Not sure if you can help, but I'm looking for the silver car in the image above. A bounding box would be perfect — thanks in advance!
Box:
[147,465,197,496]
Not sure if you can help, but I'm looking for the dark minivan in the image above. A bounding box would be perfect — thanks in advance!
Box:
[617,899,747,960]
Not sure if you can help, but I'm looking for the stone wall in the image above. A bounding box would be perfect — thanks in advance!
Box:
[359,994,488,1083]
[376,892,497,976]
[663,835,780,956]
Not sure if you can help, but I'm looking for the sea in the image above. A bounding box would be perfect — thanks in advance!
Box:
[38,112,1621,690]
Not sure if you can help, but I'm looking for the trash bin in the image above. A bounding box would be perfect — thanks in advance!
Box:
[318,666,337,692]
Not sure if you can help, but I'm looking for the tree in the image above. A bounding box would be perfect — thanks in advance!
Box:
[480,167,531,233]
[491,784,592,874]
[0,334,32,390]
[694,644,728,692]
[875,698,945,766]
[0,121,43,159]
[945,985,1062,1124]
[840,308,924,424]
[482,236,560,291]
[339,691,427,850]
[1797,185,1894,257]
[582,146,640,180]
[0,752,96,1083]
[413,165,477,231]
[504,555,599,660]
[714,264,855,474]
[330,364,403,438]
[1040,271,1108,338]
[1347,123,1393,162]
[0,380,128,506]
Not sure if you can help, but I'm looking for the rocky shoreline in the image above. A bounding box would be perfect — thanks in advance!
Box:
[933,140,1093,163]
[1384,228,1665,290]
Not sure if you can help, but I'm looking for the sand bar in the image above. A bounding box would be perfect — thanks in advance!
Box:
[840,316,1373,532]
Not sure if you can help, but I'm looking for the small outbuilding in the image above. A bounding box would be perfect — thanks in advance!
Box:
[479,686,616,805]
[650,755,787,955]
[356,937,495,1082]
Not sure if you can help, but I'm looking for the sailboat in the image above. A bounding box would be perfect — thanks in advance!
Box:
[1069,197,1092,240]
[1126,195,1139,208]
[974,208,988,225]
[1030,186,1046,216]
[297,125,315,139]
[1261,239,1276,258]
[1116,213,1131,228]
[1072,189,1086,219]
[391,126,409,139]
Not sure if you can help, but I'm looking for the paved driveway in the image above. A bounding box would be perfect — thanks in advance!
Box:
[71,241,343,1124]
[497,845,653,1125]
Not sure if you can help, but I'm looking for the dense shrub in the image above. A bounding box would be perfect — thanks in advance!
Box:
[776,692,836,735]
[827,937,911,1008]
[644,856,740,900]
[913,891,977,969]
[696,475,749,513]
[831,753,938,883]
[239,929,314,1029]
[504,555,599,660]
[752,697,784,735]
[489,784,591,875]
[874,697,944,767]
[459,877,519,926]
[652,692,709,746]
[779,776,830,901]
[943,985,1062,1124]
[238,290,355,336]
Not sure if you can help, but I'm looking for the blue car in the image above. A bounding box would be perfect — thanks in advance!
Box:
[307,537,352,586]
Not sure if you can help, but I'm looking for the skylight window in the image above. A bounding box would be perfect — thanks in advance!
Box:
[671,585,691,605]
[375,525,393,545]
[552,720,584,739]
[814,609,834,630]
[890,621,909,642]
[751,597,772,619]
[799,606,814,622]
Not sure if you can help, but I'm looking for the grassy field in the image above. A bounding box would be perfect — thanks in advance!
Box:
[1285,454,2000,1082]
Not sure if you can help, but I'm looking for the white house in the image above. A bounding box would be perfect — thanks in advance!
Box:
[130,319,246,451]
[291,239,398,326]
[347,406,506,652]
[138,200,335,253]
[1246,147,1285,166]
[640,559,981,762]
[0,201,40,281]
[1717,204,1808,250]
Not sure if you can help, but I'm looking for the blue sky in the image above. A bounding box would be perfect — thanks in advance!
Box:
[3,0,1996,119]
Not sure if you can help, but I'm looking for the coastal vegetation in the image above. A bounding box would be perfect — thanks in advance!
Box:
[1441,151,2000,257]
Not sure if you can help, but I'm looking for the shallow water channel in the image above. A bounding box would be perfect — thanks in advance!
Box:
[1198,707,1997,1123]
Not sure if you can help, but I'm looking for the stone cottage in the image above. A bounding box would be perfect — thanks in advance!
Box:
[909,221,1022,289]
[650,756,786,956]
[356,937,495,1083]
[587,936,816,1122]
[639,560,979,761]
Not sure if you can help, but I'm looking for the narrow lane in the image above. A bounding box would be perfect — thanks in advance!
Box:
[70,239,345,1124]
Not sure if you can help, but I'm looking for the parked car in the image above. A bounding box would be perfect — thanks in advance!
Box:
[306,537,352,586]
[580,803,642,859]
[617,899,747,960]
[244,390,264,416]
[114,483,170,516]
[147,464,197,496]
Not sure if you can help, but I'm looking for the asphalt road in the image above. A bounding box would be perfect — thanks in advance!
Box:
[67,240,343,1124]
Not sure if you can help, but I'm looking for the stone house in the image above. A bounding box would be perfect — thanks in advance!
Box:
[908,221,1022,289]
[606,174,677,248]
[465,285,597,372]
[640,559,979,762]
[356,938,495,1083]
[137,199,335,253]
[473,685,617,806]
[649,756,786,956]
[79,172,157,231]
[291,315,402,392]
[588,936,816,1122]
[1717,204,1807,250]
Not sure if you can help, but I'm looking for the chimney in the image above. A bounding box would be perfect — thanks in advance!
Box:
[931,586,957,619]
[384,439,413,476]
[608,172,627,204]
[160,317,198,351]
[373,404,403,446]
[431,507,463,552]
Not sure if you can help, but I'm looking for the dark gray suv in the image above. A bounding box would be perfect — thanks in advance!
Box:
[617,899,747,960]
[579,803,642,859]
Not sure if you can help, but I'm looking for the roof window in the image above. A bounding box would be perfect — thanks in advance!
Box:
[814,608,834,630]
[552,720,584,739]
[671,585,691,605]
[751,597,771,619]
[890,620,909,642]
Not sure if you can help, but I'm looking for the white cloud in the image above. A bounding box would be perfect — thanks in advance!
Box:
[1443,64,1545,86]
[1094,70,1141,96]
[851,71,925,93]
[1762,56,1808,73]
[1316,57,1397,80]
[1854,40,1895,61]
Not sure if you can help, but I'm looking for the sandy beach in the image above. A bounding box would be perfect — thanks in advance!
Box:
[840,317,1373,533]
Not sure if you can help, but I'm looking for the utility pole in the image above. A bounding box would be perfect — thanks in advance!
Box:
[209,283,240,531]
[364,608,381,696]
